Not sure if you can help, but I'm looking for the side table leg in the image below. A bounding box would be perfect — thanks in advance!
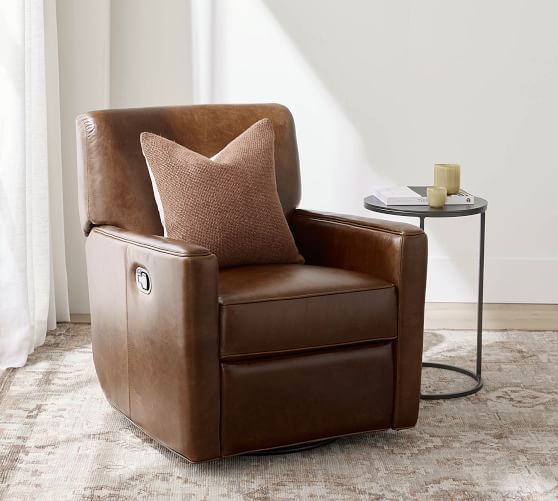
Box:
[420,211,485,400]
[476,212,486,378]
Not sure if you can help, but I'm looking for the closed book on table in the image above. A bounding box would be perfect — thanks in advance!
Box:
[372,186,474,206]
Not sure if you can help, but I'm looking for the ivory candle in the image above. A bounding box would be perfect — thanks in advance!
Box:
[427,186,447,208]
[434,163,460,195]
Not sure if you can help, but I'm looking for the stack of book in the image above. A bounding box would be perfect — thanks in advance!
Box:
[372,186,474,206]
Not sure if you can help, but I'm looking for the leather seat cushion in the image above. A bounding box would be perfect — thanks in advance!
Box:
[218,264,397,360]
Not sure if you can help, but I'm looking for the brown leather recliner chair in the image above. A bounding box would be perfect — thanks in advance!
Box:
[76,104,427,463]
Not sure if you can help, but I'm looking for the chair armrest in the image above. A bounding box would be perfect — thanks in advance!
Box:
[291,209,424,279]
[92,225,212,257]
[86,226,220,462]
[291,209,427,428]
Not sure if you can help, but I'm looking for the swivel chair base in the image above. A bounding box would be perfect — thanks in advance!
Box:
[248,438,337,456]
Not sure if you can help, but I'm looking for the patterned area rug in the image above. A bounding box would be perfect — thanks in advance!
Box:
[0,324,557,500]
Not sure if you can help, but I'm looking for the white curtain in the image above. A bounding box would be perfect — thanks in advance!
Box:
[0,0,69,369]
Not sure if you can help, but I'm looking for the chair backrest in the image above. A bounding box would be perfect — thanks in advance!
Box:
[76,104,301,236]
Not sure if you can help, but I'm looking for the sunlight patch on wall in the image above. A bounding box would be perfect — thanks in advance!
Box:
[211,0,396,215]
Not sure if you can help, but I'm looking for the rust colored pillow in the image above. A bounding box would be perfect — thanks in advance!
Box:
[140,119,304,267]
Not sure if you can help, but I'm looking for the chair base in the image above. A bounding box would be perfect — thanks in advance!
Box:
[247,438,337,456]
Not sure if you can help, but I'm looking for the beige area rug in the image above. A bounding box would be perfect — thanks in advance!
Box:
[0,324,557,500]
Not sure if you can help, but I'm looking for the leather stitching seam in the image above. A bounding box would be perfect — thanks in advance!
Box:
[124,244,132,418]
[393,234,405,426]
[94,228,212,258]
[219,336,398,361]
[218,285,394,305]
[297,214,424,237]
[79,117,92,233]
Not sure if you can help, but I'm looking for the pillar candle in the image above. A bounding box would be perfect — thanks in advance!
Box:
[434,164,460,195]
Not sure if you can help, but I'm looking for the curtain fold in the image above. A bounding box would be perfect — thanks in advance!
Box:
[0,0,69,369]
[45,0,70,329]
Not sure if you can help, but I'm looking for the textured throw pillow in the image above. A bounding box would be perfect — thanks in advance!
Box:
[140,119,304,267]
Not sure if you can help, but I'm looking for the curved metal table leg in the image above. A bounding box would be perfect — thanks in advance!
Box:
[421,362,483,400]
[420,212,485,400]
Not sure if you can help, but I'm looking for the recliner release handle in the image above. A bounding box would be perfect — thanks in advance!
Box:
[135,267,151,295]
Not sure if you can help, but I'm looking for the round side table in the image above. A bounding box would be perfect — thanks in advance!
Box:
[363,189,488,400]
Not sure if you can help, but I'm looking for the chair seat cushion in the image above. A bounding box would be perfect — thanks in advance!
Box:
[218,264,397,360]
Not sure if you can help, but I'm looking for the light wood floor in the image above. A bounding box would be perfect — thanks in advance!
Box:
[70,304,558,331]
[425,303,558,331]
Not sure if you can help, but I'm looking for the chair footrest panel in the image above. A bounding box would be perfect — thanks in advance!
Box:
[220,342,394,456]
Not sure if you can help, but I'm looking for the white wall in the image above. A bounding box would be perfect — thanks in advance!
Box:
[57,0,111,314]
[204,0,558,303]
[56,0,193,313]
[110,0,193,108]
